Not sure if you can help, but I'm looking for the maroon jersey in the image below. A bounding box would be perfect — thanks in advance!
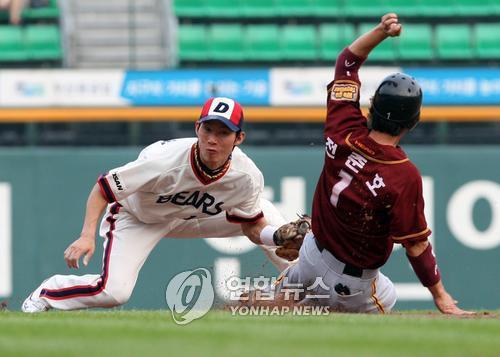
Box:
[312,47,431,269]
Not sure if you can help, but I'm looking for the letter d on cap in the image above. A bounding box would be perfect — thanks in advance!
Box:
[214,102,229,114]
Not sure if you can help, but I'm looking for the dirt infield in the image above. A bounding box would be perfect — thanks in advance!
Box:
[225,304,500,318]
[224,292,499,318]
[391,310,500,319]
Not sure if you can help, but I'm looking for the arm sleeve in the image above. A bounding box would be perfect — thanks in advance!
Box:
[97,140,178,203]
[97,158,161,203]
[390,174,431,244]
[324,47,368,136]
[225,172,264,224]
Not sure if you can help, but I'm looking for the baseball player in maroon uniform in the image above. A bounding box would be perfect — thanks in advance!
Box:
[279,14,473,314]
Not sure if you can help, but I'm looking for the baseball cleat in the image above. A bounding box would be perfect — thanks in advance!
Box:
[21,293,50,313]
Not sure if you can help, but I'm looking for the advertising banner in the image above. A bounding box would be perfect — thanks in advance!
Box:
[0,70,126,107]
[403,68,500,105]
[120,69,270,106]
[1,68,499,107]
[270,67,400,106]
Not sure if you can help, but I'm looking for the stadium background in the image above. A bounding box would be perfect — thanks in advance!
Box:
[0,0,499,312]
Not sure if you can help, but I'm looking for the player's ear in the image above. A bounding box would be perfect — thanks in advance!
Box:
[195,121,201,135]
[234,131,245,146]
[367,112,373,129]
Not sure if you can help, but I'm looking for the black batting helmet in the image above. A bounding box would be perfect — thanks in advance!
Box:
[370,73,423,132]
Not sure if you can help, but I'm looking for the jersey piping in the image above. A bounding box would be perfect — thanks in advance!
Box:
[345,132,409,165]
[391,227,430,242]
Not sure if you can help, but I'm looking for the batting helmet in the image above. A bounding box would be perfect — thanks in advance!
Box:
[370,73,423,132]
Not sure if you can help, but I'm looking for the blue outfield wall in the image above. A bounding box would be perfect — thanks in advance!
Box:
[0,145,499,311]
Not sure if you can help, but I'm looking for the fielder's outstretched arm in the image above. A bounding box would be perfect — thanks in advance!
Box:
[63,183,107,269]
[349,13,401,59]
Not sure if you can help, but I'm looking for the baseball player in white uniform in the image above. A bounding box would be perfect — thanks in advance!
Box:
[22,97,292,312]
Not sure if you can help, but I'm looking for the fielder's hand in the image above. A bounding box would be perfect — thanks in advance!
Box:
[64,235,95,269]
[273,215,312,261]
[379,13,402,37]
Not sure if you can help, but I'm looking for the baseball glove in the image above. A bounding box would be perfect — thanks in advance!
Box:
[273,215,312,261]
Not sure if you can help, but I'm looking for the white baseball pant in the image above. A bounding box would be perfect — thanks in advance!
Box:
[31,199,290,310]
[277,233,397,313]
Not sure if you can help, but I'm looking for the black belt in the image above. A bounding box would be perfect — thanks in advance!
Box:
[314,237,364,278]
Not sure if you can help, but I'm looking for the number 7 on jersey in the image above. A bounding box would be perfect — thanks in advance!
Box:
[330,170,353,207]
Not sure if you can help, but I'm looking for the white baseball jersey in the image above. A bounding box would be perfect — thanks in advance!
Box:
[97,138,264,225]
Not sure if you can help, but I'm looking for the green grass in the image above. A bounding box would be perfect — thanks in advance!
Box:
[0,310,499,356]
